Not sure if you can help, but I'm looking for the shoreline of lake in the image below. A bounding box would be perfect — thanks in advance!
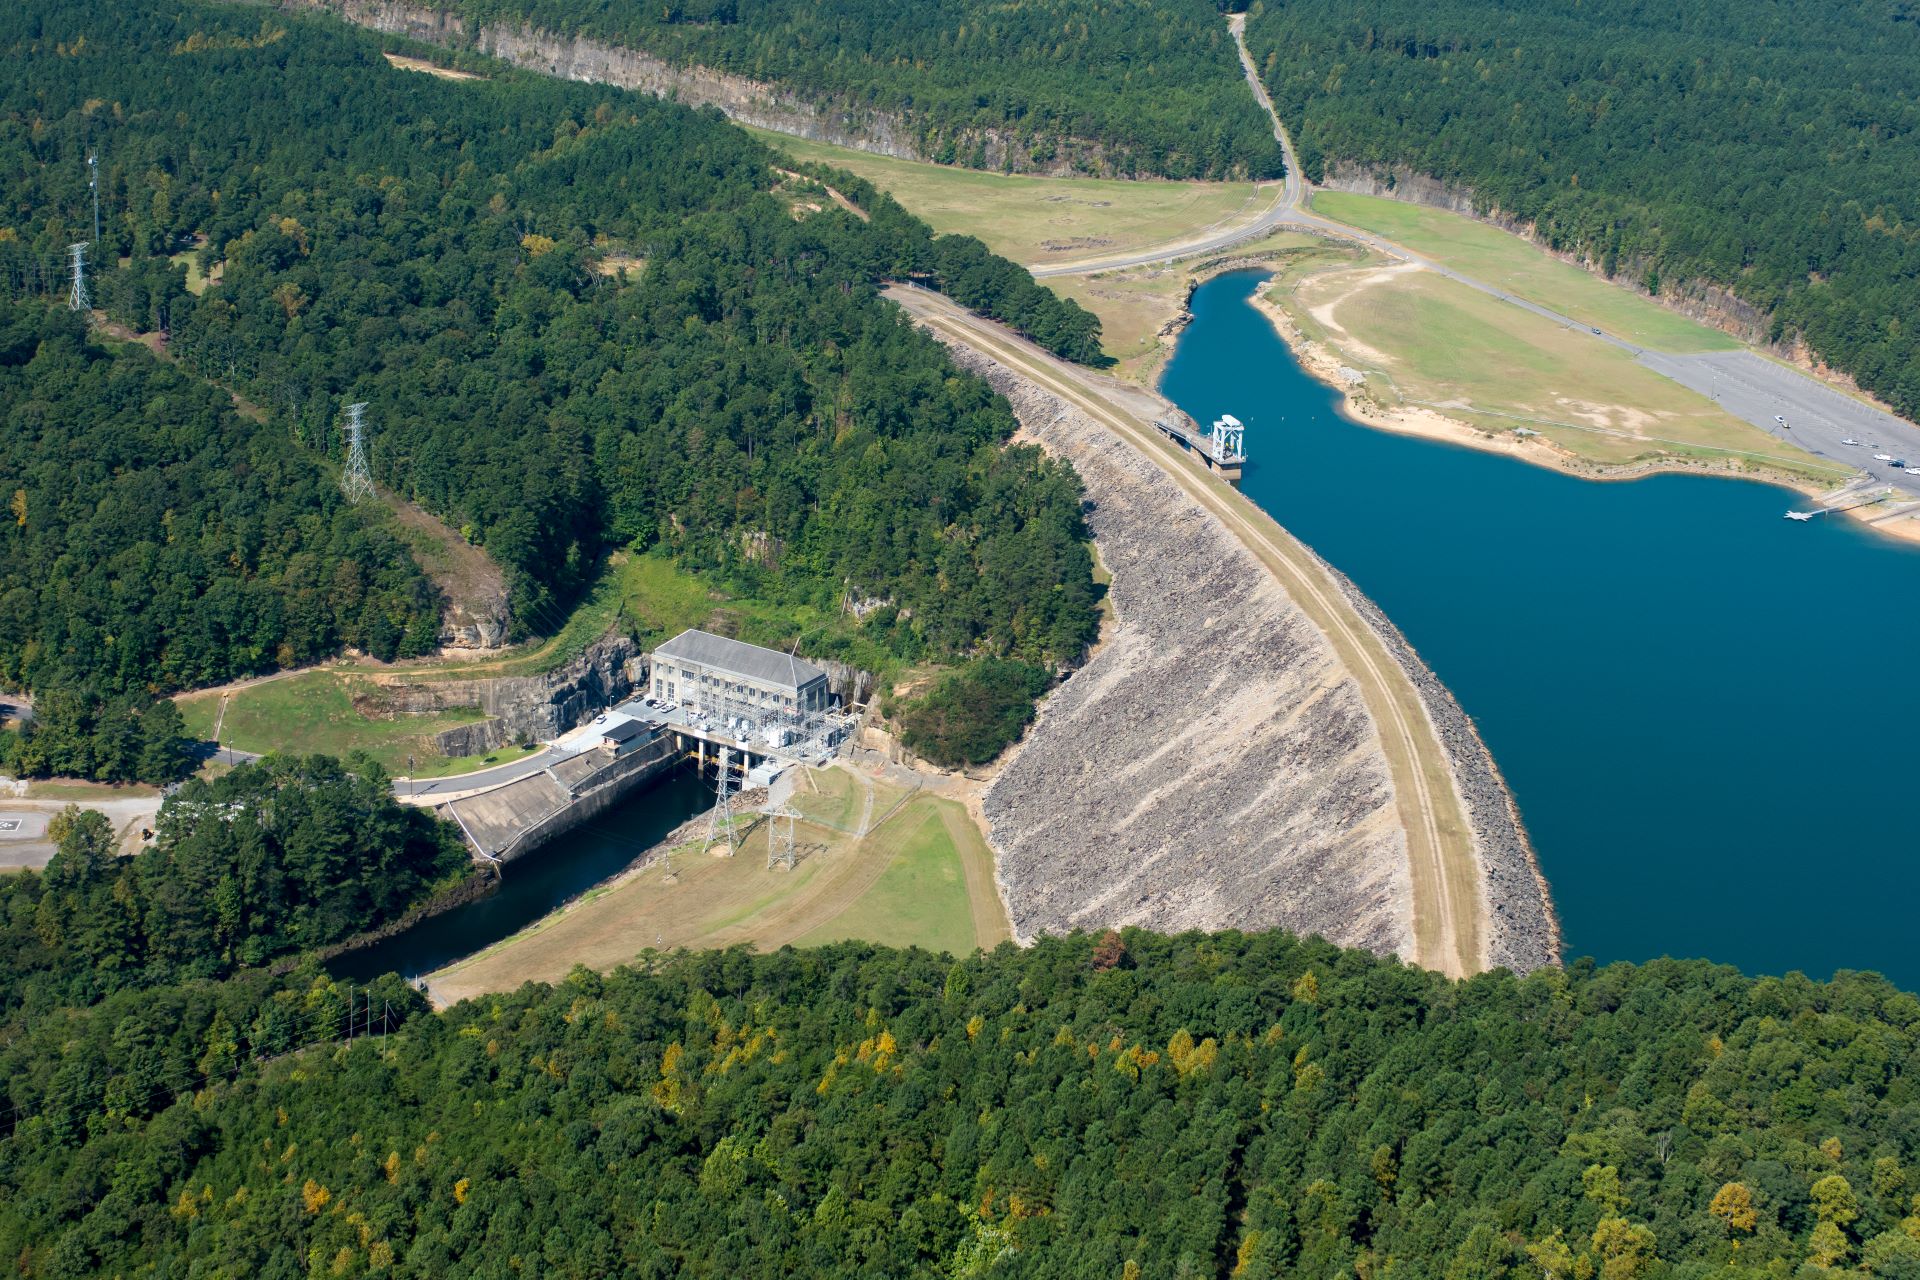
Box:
[1236,283,1920,547]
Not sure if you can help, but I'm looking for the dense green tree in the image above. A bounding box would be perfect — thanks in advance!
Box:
[1244,0,1920,420]
[413,0,1283,179]
[0,1,1102,723]
[0,302,435,704]
[1,934,1917,1276]
[0,755,466,1019]
[893,657,1052,766]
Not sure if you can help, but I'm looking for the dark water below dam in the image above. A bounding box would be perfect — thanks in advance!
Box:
[1162,269,1920,988]
[332,768,710,983]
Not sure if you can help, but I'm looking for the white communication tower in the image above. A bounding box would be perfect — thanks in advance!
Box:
[66,243,89,313]
[341,402,376,504]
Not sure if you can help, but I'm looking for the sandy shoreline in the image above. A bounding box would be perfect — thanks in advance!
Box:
[1236,286,1920,547]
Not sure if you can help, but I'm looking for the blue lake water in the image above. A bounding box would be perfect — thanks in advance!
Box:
[1162,269,1920,987]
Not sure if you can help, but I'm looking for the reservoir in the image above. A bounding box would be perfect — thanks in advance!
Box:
[333,767,709,982]
[1163,269,1920,988]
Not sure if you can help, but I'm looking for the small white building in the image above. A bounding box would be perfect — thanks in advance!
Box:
[649,629,831,724]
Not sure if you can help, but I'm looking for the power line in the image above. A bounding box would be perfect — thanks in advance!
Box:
[341,401,375,503]
[66,242,89,314]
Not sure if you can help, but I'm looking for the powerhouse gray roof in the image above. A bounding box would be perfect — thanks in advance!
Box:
[654,629,828,691]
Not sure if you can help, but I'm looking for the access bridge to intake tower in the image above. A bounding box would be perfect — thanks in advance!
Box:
[1151,412,1246,481]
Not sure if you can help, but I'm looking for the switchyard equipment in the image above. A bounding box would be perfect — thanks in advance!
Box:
[649,629,845,760]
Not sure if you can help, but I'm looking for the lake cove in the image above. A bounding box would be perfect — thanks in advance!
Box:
[1164,269,1920,988]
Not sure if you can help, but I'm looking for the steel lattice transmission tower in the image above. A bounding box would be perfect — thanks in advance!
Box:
[764,803,800,872]
[66,243,89,313]
[706,748,737,856]
[340,402,376,504]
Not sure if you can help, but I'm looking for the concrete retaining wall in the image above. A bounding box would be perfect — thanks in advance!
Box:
[485,736,682,864]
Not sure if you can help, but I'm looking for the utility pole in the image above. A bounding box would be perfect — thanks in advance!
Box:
[66,243,89,313]
[706,747,736,856]
[765,802,799,871]
[341,402,375,503]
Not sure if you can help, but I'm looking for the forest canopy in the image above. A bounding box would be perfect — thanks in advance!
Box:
[0,303,438,697]
[1244,0,1920,420]
[410,0,1284,180]
[0,0,1103,718]
[4,931,1920,1276]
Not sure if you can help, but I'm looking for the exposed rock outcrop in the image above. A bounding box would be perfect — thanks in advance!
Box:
[357,631,639,757]
[284,0,1118,176]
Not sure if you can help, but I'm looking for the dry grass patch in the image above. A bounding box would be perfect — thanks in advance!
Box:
[382,52,484,81]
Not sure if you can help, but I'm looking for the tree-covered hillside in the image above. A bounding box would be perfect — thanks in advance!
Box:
[1244,0,1920,419]
[0,1,1102,715]
[4,931,1919,1276]
[409,0,1284,180]
[0,755,465,1021]
[0,303,438,695]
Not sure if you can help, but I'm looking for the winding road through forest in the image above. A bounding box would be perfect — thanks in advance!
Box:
[1032,14,1920,493]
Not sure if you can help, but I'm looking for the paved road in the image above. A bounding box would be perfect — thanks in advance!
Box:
[392,746,564,802]
[1033,13,1920,501]
[1640,350,1920,499]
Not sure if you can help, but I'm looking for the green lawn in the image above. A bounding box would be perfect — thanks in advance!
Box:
[1309,191,1741,355]
[795,802,979,955]
[185,671,486,775]
[747,127,1272,268]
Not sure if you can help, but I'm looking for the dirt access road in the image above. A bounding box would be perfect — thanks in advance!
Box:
[889,284,1484,977]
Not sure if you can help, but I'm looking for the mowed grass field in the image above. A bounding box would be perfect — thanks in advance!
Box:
[425,784,1008,1005]
[746,127,1274,268]
[1048,230,1329,381]
[1310,191,1741,355]
[1281,262,1838,476]
[173,671,497,777]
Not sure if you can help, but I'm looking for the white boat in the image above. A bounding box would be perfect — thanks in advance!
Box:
[1784,511,1817,521]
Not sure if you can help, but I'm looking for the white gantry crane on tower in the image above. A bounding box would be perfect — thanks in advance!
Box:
[1208,413,1245,464]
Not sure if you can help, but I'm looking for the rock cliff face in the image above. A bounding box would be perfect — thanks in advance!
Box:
[284,0,1115,175]
[359,632,639,756]
[948,351,1416,958]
